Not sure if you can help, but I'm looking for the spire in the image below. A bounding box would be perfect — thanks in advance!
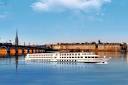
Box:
[15,30,19,46]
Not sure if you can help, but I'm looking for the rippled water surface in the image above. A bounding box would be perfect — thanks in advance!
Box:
[0,52,128,85]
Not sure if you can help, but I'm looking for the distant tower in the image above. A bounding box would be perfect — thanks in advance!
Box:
[15,30,19,46]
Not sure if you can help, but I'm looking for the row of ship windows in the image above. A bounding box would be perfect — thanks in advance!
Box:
[30,57,51,58]
[31,55,53,56]
[29,56,98,58]
[31,54,81,56]
[30,53,93,57]
[58,60,77,62]
[60,53,80,56]
[59,53,92,56]
[30,59,76,62]
[60,56,98,58]
[30,59,51,61]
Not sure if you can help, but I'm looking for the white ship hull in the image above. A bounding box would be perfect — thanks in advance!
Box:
[25,52,111,63]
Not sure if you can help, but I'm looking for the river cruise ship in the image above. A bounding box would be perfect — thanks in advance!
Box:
[25,52,111,63]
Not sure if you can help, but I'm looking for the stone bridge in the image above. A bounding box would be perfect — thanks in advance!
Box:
[0,43,45,56]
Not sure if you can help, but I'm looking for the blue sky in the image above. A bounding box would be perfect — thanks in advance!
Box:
[0,0,128,44]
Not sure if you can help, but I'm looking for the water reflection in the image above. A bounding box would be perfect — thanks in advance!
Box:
[24,61,97,73]
[15,53,18,71]
[97,52,122,58]
[0,53,25,72]
[98,52,128,64]
[0,52,128,85]
[0,52,128,70]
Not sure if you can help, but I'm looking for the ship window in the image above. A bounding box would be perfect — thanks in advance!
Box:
[88,57,90,58]
[85,57,87,58]
[81,57,83,58]
[72,57,74,58]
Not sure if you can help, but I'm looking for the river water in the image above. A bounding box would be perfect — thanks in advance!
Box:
[0,52,128,85]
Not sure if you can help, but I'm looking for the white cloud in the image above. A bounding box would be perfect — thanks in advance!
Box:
[31,0,111,12]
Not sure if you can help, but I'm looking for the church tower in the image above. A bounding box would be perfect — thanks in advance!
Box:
[15,30,19,46]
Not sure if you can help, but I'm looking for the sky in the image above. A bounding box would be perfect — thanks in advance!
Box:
[0,0,128,45]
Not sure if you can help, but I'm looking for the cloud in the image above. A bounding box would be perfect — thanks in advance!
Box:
[31,0,111,12]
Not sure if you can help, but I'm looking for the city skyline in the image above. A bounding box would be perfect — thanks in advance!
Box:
[0,0,128,44]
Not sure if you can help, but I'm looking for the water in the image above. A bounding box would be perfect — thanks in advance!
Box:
[0,52,128,85]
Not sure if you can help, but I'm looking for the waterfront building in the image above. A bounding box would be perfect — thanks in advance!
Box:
[50,42,123,52]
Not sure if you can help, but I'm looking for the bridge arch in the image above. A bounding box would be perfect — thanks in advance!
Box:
[0,46,8,56]
[23,48,28,54]
[10,47,16,56]
[17,48,23,55]
[0,46,7,49]
[29,48,33,54]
